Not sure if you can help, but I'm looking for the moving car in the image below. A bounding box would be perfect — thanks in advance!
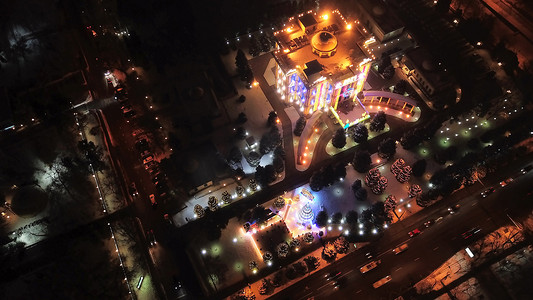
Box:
[360,260,381,274]
[149,194,157,207]
[521,165,532,174]
[146,229,157,246]
[423,219,435,227]
[448,204,460,214]
[481,187,495,198]
[499,177,513,187]
[408,228,421,238]
[462,227,481,239]
[325,270,341,281]
[393,244,408,255]
[129,183,139,197]
[373,275,392,289]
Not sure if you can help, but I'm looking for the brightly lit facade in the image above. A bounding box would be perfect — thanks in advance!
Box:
[272,9,374,124]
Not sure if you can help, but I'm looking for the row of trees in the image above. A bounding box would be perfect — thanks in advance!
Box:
[309,162,347,192]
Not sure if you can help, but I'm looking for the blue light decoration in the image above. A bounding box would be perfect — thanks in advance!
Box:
[343,87,354,98]
[325,83,333,105]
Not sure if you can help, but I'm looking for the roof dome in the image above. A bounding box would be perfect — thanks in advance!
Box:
[311,31,338,57]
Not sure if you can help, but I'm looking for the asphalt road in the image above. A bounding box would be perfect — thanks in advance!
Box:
[270,158,533,300]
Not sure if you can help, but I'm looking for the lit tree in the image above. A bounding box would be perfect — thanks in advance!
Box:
[369,111,387,132]
[365,168,381,187]
[249,260,258,271]
[262,251,273,262]
[384,195,397,213]
[222,191,232,204]
[236,185,245,197]
[409,184,422,198]
[371,176,388,195]
[208,196,219,211]
[334,236,349,254]
[303,232,314,244]
[351,123,368,143]
[248,151,261,167]
[194,204,205,218]
[322,242,337,261]
[332,128,347,148]
[290,238,301,252]
[273,196,285,210]
[276,242,289,258]
[249,179,258,192]
[391,158,412,183]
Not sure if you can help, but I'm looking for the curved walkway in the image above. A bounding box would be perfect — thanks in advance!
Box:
[361,90,422,122]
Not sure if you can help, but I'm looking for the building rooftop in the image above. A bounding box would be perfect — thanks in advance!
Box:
[273,10,371,85]
[404,47,452,90]
[356,0,404,34]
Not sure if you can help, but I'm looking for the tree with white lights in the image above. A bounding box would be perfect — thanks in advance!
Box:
[249,260,258,271]
[262,251,273,262]
[208,196,219,211]
[276,242,289,258]
[303,232,314,244]
[249,179,258,192]
[194,204,205,218]
[273,196,285,210]
[222,191,232,204]
[290,238,301,252]
[236,185,245,197]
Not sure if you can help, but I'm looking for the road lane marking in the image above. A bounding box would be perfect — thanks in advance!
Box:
[414,257,420,261]
[433,246,439,251]
[395,267,402,272]
[356,290,362,294]
[472,203,477,207]
[345,270,354,276]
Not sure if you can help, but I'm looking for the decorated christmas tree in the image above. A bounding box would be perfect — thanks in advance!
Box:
[276,242,289,258]
[249,179,258,192]
[370,176,388,194]
[208,196,219,211]
[273,196,285,209]
[303,232,315,244]
[194,204,205,218]
[298,203,314,224]
[236,185,245,197]
[384,195,397,212]
[262,251,273,262]
[409,184,422,198]
[365,168,381,187]
[290,238,301,252]
[222,190,232,204]
[391,158,412,183]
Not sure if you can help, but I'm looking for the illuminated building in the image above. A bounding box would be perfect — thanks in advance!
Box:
[272,9,373,127]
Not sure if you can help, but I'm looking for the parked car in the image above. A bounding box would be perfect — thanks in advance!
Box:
[152,173,165,184]
[392,244,408,255]
[408,228,421,238]
[149,194,157,207]
[481,187,495,198]
[144,160,157,170]
[143,155,154,165]
[499,177,513,187]
[448,204,460,214]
